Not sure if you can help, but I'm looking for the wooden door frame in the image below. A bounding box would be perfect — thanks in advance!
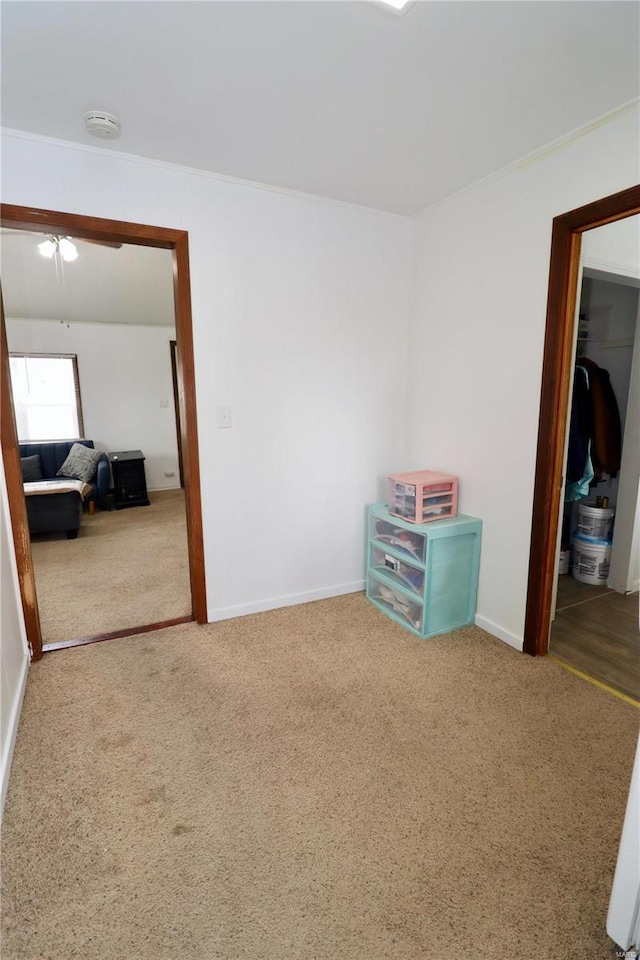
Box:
[523,184,640,656]
[1,204,207,659]
[1,298,43,659]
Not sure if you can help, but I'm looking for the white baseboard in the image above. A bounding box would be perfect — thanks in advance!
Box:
[1,651,29,818]
[209,580,365,623]
[475,614,523,651]
[209,589,527,653]
[608,579,639,596]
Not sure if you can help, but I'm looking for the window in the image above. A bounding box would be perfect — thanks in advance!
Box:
[9,353,84,442]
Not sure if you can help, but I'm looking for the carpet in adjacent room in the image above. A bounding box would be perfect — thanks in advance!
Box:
[30,488,191,645]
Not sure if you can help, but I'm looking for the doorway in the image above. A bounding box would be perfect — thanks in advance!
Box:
[548,264,639,701]
[0,204,207,661]
[524,184,640,660]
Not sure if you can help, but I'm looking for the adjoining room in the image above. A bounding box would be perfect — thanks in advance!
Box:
[2,230,191,646]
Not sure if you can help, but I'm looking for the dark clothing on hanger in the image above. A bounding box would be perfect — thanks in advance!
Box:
[567,365,592,483]
[575,358,622,478]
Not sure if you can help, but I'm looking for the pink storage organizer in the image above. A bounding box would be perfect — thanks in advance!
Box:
[387,469,459,524]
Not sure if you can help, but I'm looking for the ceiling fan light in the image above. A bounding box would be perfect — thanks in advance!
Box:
[37,238,57,259]
[58,238,78,262]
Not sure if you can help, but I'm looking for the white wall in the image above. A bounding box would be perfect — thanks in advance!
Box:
[6,318,181,491]
[1,130,413,620]
[2,104,636,654]
[408,105,640,649]
[0,456,30,815]
[609,294,640,594]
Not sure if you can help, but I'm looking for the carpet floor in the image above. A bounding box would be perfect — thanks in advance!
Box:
[30,489,191,645]
[2,593,637,960]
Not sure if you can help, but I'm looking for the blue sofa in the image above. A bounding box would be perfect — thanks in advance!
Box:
[20,440,110,539]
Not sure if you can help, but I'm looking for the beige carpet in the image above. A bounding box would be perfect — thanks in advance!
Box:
[30,489,191,645]
[2,593,637,960]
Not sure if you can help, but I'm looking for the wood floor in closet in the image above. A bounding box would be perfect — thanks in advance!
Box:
[551,576,639,703]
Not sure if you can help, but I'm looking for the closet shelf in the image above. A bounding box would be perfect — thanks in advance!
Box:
[577,338,634,348]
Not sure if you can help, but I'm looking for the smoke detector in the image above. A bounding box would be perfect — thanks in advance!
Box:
[83,111,121,140]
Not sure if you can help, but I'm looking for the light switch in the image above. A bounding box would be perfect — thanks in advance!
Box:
[216,405,233,429]
[159,398,169,409]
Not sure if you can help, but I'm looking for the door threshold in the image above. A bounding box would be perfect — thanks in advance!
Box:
[548,653,640,709]
[42,615,195,652]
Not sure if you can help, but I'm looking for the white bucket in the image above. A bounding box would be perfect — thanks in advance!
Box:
[576,502,615,541]
[558,548,570,575]
[571,534,611,586]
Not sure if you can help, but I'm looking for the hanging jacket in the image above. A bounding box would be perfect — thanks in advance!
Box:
[576,358,622,478]
[567,365,592,483]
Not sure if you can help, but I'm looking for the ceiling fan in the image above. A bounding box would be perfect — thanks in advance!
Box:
[0,229,123,255]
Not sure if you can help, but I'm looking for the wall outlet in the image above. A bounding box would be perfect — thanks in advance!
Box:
[216,405,233,429]
[164,471,175,478]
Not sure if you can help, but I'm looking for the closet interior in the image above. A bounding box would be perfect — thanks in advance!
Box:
[551,270,639,701]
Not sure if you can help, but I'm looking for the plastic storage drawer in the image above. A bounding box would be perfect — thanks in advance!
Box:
[366,503,481,639]
[367,571,424,633]
[369,513,427,564]
[388,469,459,524]
[368,543,425,597]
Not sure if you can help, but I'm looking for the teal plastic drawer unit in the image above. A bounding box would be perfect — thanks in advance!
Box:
[366,503,482,638]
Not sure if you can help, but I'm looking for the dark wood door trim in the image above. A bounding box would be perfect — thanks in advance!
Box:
[171,236,206,620]
[524,184,640,656]
[1,306,43,660]
[0,204,208,656]
[42,615,194,652]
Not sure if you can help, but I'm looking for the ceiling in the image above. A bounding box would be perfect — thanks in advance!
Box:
[1,2,639,216]
[1,230,175,327]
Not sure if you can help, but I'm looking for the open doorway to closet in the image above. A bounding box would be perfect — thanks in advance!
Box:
[549,251,639,702]
[0,204,207,661]
[524,185,640,689]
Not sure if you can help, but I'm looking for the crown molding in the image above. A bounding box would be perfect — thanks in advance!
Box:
[0,127,408,223]
[3,97,638,223]
[582,255,640,283]
[413,98,640,221]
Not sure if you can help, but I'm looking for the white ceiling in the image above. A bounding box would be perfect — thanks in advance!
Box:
[1,230,175,327]
[1,2,639,216]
